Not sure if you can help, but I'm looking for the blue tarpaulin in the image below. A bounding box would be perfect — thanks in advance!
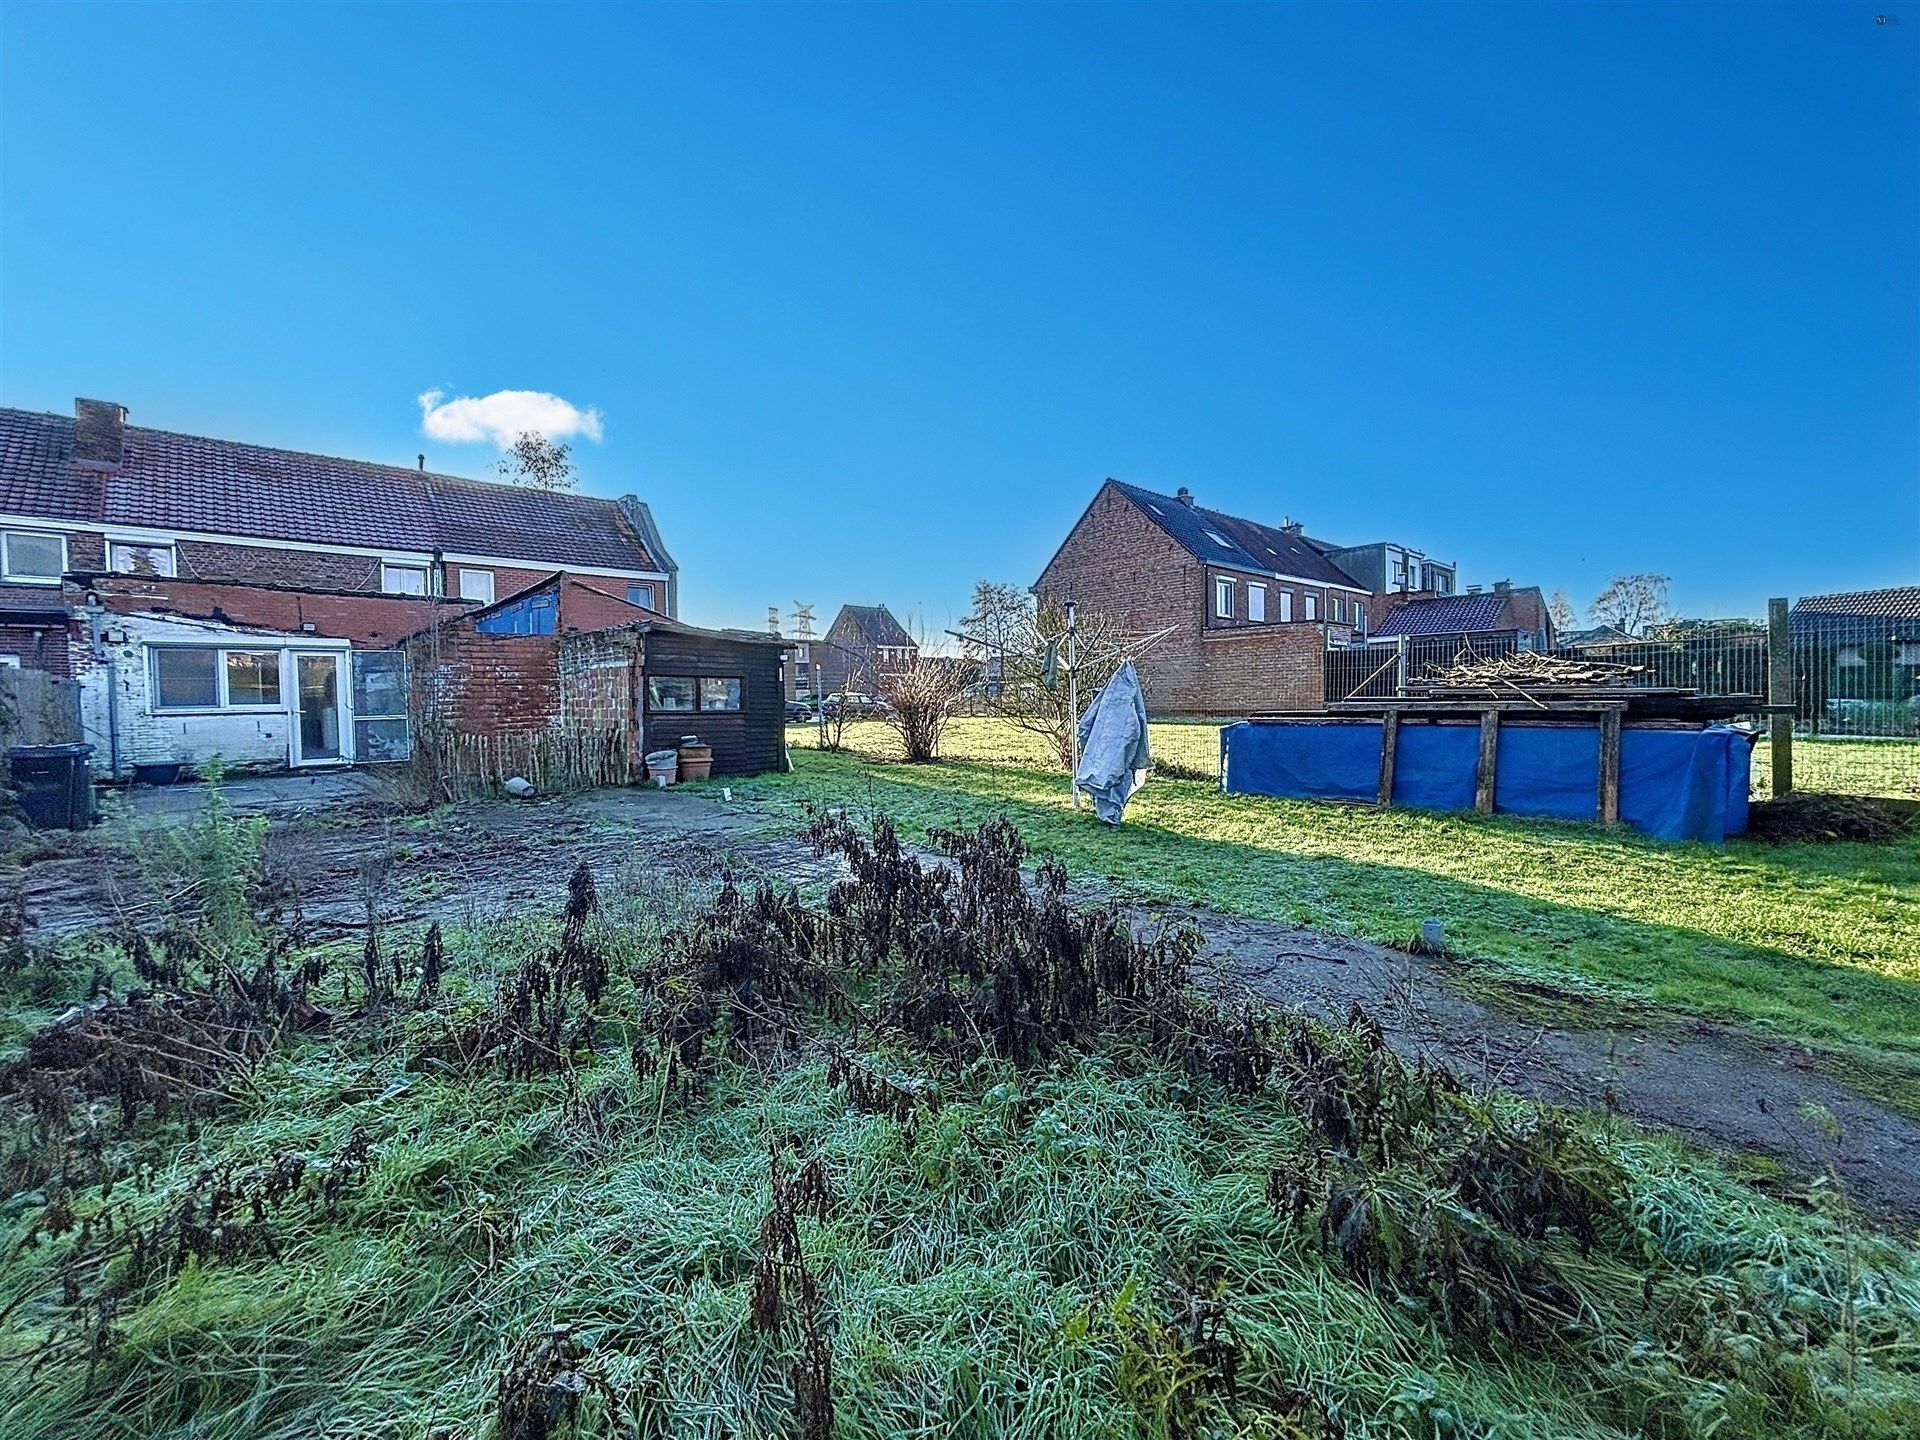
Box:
[1221,720,1755,843]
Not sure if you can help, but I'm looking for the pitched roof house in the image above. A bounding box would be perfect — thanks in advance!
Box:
[817,603,918,695]
[1036,479,1399,715]
[0,399,676,617]
[1788,586,1920,643]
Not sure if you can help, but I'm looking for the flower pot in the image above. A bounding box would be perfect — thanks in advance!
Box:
[677,742,714,782]
[643,747,679,786]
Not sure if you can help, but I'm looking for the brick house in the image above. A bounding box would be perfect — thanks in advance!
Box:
[1370,583,1555,651]
[0,397,681,774]
[1035,480,1379,715]
[817,603,917,695]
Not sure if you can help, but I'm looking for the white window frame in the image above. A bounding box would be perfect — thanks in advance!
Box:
[148,643,289,714]
[1331,596,1346,623]
[627,581,658,611]
[381,562,430,596]
[1279,590,1293,623]
[108,539,178,577]
[1,528,67,585]
[1354,601,1366,634]
[1304,593,1319,621]
[1248,583,1267,622]
[0,654,20,669]
[456,568,495,603]
[1214,577,1233,619]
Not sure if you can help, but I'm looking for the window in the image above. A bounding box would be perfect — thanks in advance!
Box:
[457,568,495,603]
[1354,602,1366,634]
[1304,594,1319,621]
[627,582,658,611]
[648,676,697,711]
[1214,577,1233,619]
[224,650,283,707]
[151,647,220,709]
[108,541,176,577]
[0,655,20,669]
[1331,596,1346,624]
[699,677,743,711]
[1,529,65,584]
[352,651,412,762]
[1248,583,1267,622]
[381,563,429,595]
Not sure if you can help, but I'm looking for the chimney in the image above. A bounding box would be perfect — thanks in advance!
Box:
[1493,578,1511,593]
[74,398,126,466]
[1467,584,1483,594]
[1282,518,1304,536]
[418,454,426,471]
[1175,486,1194,507]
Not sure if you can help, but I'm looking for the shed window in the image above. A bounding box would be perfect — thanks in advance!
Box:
[457,568,495,603]
[152,647,221,709]
[1,530,65,584]
[382,563,429,595]
[648,676,697,711]
[109,541,176,577]
[1214,577,1233,619]
[699,677,742,711]
[1248,583,1266,622]
[224,650,283,707]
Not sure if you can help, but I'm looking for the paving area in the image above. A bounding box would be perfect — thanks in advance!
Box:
[13,773,1920,1221]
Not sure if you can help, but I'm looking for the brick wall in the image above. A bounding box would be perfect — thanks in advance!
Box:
[176,539,388,591]
[0,621,76,676]
[416,627,562,736]
[1198,624,1328,712]
[558,630,640,730]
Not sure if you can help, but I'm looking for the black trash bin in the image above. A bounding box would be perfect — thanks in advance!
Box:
[7,743,95,831]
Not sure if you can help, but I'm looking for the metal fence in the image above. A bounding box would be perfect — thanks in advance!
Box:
[1323,598,1920,803]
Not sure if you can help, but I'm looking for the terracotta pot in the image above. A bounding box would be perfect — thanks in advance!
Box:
[678,743,714,782]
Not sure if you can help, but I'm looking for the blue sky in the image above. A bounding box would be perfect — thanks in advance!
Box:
[2,2,1914,632]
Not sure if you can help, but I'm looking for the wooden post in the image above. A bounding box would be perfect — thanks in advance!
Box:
[1767,596,1793,797]
[1475,709,1499,813]
[1377,710,1399,805]
[1597,706,1622,825]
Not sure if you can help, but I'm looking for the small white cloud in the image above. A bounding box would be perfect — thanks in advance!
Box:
[417,388,604,448]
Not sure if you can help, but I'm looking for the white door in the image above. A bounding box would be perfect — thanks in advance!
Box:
[291,652,349,765]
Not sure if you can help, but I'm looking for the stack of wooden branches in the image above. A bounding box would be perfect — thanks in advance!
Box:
[1419,650,1645,691]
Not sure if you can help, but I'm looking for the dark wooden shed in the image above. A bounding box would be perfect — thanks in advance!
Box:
[634,620,790,776]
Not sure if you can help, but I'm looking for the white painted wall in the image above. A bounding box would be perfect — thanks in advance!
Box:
[76,611,351,775]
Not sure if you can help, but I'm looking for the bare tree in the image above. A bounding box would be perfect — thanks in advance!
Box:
[1588,573,1673,636]
[496,431,578,491]
[1547,589,1578,634]
[874,649,976,763]
[959,586,1156,769]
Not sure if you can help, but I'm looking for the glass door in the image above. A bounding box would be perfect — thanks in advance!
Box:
[292,652,346,764]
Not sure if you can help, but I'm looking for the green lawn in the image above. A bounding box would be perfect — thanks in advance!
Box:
[761,720,1920,1113]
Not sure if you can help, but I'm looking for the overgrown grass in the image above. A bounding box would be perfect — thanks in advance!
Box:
[765,724,1920,1114]
[6,858,1920,1440]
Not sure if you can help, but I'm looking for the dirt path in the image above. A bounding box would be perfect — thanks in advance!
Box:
[15,780,1920,1221]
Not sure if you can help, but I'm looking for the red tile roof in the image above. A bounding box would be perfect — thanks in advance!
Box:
[0,406,661,574]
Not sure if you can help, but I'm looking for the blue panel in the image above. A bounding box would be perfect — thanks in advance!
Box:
[1221,721,1380,801]
[1222,720,1758,843]
[476,589,559,636]
[1390,724,1479,811]
[1494,725,1598,821]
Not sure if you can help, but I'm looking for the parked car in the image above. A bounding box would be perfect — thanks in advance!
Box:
[784,700,817,723]
[822,692,891,718]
